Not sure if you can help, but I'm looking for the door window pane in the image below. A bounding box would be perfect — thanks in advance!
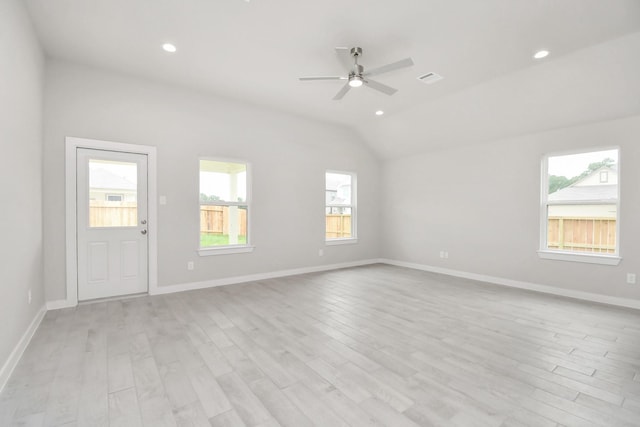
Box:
[89,159,138,227]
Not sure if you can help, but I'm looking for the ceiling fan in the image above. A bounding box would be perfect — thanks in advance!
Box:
[299,47,414,100]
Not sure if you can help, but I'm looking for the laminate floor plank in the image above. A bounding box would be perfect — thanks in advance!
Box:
[108,387,142,427]
[1,264,639,426]
[248,378,313,427]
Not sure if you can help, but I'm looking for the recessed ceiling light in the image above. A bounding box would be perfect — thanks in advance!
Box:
[375,110,384,116]
[533,50,549,59]
[162,43,177,53]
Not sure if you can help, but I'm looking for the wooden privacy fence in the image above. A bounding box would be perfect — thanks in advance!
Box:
[547,217,616,253]
[89,201,137,227]
[326,214,351,238]
[200,205,247,236]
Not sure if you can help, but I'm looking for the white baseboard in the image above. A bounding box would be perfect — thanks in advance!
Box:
[150,259,380,296]
[380,258,640,310]
[46,299,76,310]
[0,305,47,393]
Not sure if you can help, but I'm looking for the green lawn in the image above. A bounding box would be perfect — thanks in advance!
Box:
[200,233,247,247]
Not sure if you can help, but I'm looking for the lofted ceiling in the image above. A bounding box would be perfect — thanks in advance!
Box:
[25,0,640,158]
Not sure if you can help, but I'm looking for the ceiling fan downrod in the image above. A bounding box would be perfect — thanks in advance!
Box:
[349,47,364,87]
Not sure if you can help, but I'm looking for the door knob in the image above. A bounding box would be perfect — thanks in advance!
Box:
[141,219,147,225]
[141,229,147,235]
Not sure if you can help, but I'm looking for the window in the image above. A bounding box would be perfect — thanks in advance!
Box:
[539,148,620,265]
[199,159,252,255]
[106,194,123,202]
[326,171,356,243]
[599,171,609,183]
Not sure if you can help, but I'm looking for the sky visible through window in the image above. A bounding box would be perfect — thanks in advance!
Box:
[89,160,137,185]
[200,171,247,202]
[548,149,618,177]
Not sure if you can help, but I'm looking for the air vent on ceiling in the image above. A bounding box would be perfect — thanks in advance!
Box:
[417,72,444,84]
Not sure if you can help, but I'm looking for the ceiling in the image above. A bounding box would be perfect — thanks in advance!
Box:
[25,0,640,158]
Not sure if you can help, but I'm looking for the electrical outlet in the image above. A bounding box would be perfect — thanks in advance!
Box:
[319,249,324,257]
[627,273,637,284]
[28,289,32,305]
[187,261,194,271]
[440,251,449,259]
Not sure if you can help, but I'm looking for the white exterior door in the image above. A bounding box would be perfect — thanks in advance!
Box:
[76,148,148,301]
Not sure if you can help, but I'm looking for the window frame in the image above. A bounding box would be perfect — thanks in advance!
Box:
[198,157,254,256]
[538,147,621,265]
[325,170,358,245]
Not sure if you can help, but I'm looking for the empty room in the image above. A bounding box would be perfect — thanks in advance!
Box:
[2,0,640,426]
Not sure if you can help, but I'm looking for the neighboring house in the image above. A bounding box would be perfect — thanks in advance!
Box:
[89,167,137,202]
[548,165,617,219]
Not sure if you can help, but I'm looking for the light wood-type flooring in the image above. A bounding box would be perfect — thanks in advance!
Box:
[2,264,640,426]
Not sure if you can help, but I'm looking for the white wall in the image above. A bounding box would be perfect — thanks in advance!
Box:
[382,115,640,301]
[43,61,380,301]
[0,0,45,371]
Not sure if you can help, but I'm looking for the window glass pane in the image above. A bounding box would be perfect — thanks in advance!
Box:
[547,206,616,253]
[89,159,137,227]
[547,149,618,196]
[326,173,352,205]
[546,149,618,253]
[200,160,247,203]
[326,207,352,239]
[200,205,248,247]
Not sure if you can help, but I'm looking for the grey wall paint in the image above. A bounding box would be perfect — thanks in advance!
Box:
[0,0,45,368]
[43,61,381,301]
[382,115,640,301]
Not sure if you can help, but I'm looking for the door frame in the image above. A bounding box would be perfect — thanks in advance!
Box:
[65,137,158,307]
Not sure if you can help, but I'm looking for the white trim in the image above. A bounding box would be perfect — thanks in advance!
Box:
[326,238,359,246]
[65,137,158,307]
[150,259,379,295]
[379,259,640,310]
[46,299,77,310]
[0,306,46,393]
[546,200,618,206]
[198,246,255,256]
[537,250,621,266]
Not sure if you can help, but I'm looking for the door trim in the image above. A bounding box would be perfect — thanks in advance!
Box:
[65,137,158,307]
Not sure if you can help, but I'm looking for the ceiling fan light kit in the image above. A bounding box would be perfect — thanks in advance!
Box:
[348,75,364,88]
[299,46,414,100]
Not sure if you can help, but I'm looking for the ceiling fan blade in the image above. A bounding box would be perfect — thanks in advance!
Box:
[299,76,346,81]
[364,78,398,96]
[333,83,352,100]
[363,57,414,77]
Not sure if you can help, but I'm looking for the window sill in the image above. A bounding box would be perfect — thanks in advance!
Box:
[537,250,621,266]
[326,238,358,246]
[199,245,255,256]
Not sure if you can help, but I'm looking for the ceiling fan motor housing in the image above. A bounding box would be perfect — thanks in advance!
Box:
[351,64,364,77]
